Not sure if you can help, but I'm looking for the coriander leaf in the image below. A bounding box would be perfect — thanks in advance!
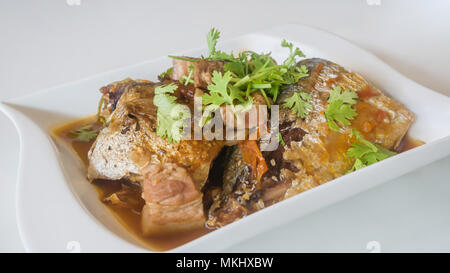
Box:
[348,158,366,172]
[154,83,191,143]
[224,61,245,77]
[158,67,173,79]
[325,86,358,131]
[202,70,244,108]
[375,144,397,157]
[350,129,377,150]
[328,86,358,105]
[281,39,306,68]
[70,125,99,142]
[209,50,236,61]
[207,28,220,57]
[347,129,397,172]
[297,64,308,74]
[168,55,200,62]
[282,91,313,118]
[154,82,178,96]
[325,100,357,131]
[201,71,250,127]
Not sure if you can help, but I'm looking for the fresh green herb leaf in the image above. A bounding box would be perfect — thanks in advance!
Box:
[154,83,191,143]
[278,132,286,146]
[180,64,194,85]
[347,130,396,172]
[224,61,245,77]
[168,55,200,62]
[207,28,220,57]
[252,83,272,89]
[282,92,313,118]
[325,86,358,131]
[325,100,357,131]
[159,67,173,79]
[328,86,358,105]
[162,29,311,129]
[204,28,236,61]
[202,70,245,108]
[70,125,99,142]
[281,39,306,68]
[209,50,236,62]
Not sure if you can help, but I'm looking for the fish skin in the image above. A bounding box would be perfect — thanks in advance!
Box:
[88,79,224,235]
[206,58,415,228]
[88,80,223,188]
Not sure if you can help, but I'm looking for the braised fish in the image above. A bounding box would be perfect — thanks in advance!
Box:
[206,58,415,228]
[88,79,223,235]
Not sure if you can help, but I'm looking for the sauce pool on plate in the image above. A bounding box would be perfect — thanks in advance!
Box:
[52,116,211,251]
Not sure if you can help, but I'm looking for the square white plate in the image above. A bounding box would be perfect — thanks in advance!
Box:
[2,24,450,252]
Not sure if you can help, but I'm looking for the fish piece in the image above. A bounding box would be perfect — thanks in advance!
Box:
[88,79,223,234]
[88,80,223,186]
[206,58,415,228]
[99,78,153,114]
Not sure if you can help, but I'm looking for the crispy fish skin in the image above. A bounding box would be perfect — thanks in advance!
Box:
[207,58,415,228]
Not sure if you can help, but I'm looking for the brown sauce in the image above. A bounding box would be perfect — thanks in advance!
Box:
[52,116,211,251]
[396,134,425,153]
[52,115,424,251]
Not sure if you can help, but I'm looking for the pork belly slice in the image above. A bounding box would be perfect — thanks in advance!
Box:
[88,79,223,234]
[207,58,415,228]
[172,58,224,89]
[141,163,205,235]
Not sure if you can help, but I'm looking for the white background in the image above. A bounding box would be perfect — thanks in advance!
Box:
[1,0,450,252]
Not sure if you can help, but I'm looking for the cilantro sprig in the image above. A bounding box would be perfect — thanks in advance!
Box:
[205,28,235,61]
[282,91,312,119]
[158,28,311,137]
[347,130,396,172]
[201,28,309,108]
[158,67,173,79]
[325,86,358,131]
[200,70,246,125]
[153,83,191,143]
[281,39,306,68]
[202,71,245,107]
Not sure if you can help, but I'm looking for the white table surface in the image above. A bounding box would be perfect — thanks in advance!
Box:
[1,0,449,253]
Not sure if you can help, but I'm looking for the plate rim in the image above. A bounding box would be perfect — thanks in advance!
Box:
[2,23,450,252]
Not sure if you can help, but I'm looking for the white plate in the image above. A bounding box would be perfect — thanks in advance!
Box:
[2,24,450,253]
